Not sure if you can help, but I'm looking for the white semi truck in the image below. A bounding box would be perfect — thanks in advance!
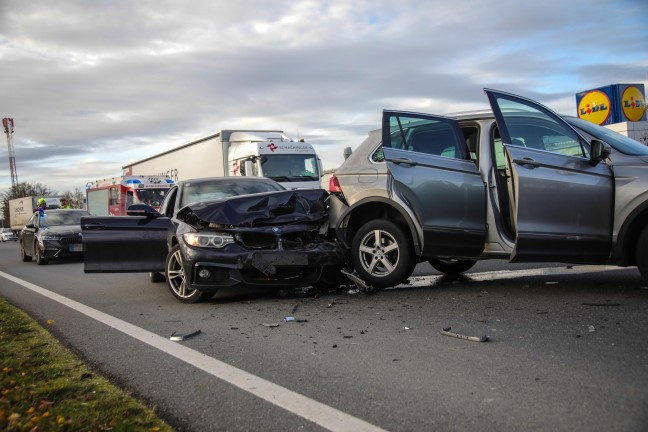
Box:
[123,130,323,189]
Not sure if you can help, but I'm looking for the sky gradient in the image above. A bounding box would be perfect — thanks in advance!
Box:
[1,0,647,194]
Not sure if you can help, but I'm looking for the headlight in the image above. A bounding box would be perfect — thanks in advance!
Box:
[183,232,235,248]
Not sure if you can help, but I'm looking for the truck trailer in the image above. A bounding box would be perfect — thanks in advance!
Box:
[85,175,174,216]
[122,130,323,189]
[8,196,63,231]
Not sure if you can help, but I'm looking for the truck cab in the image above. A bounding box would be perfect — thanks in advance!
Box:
[227,131,323,189]
[329,89,648,287]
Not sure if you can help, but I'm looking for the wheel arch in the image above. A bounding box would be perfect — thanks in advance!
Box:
[335,197,422,255]
[613,203,648,266]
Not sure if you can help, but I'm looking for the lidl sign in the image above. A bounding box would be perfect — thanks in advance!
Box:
[576,84,646,125]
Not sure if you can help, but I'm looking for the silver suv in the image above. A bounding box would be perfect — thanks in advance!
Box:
[329,89,648,288]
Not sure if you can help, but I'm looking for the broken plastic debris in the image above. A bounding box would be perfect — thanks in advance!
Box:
[441,327,489,343]
[284,316,295,322]
[170,330,201,341]
[262,323,280,328]
[588,325,596,333]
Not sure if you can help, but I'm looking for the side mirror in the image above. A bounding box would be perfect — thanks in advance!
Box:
[589,139,612,166]
[343,147,352,160]
[127,203,160,217]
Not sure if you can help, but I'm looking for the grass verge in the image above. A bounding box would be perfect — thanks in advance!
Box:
[0,297,173,431]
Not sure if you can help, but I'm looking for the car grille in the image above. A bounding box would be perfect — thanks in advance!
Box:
[237,230,320,250]
[60,236,82,247]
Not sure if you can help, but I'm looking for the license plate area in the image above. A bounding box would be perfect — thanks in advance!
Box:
[252,252,308,267]
[69,244,83,252]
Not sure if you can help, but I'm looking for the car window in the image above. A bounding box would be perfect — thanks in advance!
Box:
[39,211,89,227]
[180,179,283,207]
[489,93,589,159]
[384,113,466,160]
[160,186,177,217]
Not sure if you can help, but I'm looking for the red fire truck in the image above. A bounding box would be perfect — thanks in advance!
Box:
[85,175,173,216]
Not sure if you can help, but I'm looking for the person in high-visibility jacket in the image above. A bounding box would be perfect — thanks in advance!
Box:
[34,198,47,212]
[59,197,72,209]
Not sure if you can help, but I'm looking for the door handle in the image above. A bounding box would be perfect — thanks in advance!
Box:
[513,157,541,168]
[391,157,418,166]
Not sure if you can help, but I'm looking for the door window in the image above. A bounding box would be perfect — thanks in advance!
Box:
[487,92,589,158]
[383,113,467,160]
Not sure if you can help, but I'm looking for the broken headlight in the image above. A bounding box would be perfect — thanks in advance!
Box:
[183,232,235,248]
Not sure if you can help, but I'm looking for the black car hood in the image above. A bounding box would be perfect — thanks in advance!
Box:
[176,189,328,228]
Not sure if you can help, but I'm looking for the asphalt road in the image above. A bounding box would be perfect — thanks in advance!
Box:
[1,241,647,432]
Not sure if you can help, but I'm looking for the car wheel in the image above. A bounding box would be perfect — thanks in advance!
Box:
[351,219,413,288]
[20,241,32,262]
[428,258,477,276]
[35,243,48,265]
[165,245,212,303]
[636,226,648,282]
[149,272,166,283]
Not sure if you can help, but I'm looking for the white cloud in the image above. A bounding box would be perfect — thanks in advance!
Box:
[0,0,646,194]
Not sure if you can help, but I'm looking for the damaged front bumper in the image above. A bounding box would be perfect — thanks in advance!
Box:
[180,239,345,292]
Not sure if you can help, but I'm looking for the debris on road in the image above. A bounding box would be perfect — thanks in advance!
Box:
[341,268,377,294]
[262,323,280,328]
[588,325,596,333]
[441,327,489,342]
[284,316,295,322]
[170,330,202,341]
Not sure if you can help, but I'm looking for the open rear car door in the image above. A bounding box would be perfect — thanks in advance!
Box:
[382,110,486,258]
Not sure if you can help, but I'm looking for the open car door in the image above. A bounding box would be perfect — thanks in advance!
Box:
[382,110,486,258]
[82,215,170,273]
[485,89,613,262]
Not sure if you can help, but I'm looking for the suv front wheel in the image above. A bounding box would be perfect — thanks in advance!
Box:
[351,219,413,288]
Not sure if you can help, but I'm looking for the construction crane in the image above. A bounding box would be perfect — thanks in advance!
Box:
[2,117,18,189]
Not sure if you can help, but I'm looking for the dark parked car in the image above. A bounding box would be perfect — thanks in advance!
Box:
[20,209,90,265]
[82,177,345,303]
[329,88,648,288]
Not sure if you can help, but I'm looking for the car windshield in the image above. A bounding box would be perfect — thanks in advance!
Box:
[565,116,648,156]
[260,154,320,182]
[134,188,169,207]
[40,211,90,227]
[180,179,284,207]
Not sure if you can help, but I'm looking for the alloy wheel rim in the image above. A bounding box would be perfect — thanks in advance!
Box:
[358,229,399,277]
[168,249,191,298]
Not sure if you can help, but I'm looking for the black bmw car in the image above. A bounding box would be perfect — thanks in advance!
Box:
[82,177,345,303]
[20,209,90,265]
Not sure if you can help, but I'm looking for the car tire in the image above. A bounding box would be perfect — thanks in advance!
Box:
[636,226,648,282]
[35,243,48,266]
[149,272,166,283]
[428,258,477,276]
[20,241,32,262]
[351,219,413,288]
[165,245,213,303]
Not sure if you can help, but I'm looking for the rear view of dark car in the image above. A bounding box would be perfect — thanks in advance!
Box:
[82,177,344,303]
[20,209,90,265]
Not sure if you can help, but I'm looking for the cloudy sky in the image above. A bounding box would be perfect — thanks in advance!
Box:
[1,0,647,195]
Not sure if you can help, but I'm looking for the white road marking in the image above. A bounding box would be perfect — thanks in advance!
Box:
[393,265,628,290]
[0,271,387,432]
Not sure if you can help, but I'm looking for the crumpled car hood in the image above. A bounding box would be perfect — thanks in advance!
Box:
[177,189,329,228]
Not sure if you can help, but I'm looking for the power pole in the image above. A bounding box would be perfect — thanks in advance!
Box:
[3,118,18,189]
